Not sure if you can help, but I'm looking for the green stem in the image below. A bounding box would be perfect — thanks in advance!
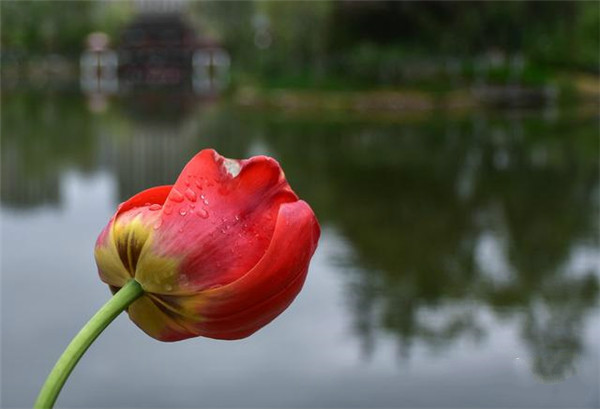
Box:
[34,280,144,409]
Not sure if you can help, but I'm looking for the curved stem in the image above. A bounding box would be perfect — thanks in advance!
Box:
[34,280,144,409]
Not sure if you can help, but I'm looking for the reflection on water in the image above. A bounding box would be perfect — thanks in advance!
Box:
[260,110,599,382]
[1,91,599,407]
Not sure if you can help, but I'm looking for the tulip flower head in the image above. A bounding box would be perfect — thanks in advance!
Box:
[94,149,320,341]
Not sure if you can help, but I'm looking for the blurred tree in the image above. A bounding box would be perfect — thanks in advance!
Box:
[1,1,133,56]
[2,1,597,87]
[255,111,599,380]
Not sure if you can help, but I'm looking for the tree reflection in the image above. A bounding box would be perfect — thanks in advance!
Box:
[1,93,96,208]
[1,91,253,207]
[262,112,599,381]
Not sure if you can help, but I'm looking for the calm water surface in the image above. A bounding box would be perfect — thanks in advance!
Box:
[1,92,599,408]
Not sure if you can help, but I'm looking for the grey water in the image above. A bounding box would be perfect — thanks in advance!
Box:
[1,92,599,408]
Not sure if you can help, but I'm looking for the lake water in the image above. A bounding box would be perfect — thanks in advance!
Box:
[1,91,599,408]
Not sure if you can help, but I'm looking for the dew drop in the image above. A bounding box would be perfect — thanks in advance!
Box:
[171,188,184,203]
[163,205,173,215]
[203,199,209,205]
[235,215,240,221]
[200,194,205,200]
[184,188,197,202]
[153,219,163,230]
[149,204,162,211]
[195,180,203,189]
[165,284,173,291]
[144,202,151,206]
[179,227,184,233]
[179,208,187,216]
[197,208,209,218]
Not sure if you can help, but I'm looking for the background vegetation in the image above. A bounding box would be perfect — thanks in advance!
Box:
[2,1,598,90]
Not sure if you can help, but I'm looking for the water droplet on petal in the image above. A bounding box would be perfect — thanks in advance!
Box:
[179,208,187,216]
[163,205,173,215]
[235,215,240,221]
[171,188,184,203]
[153,219,163,230]
[203,199,209,205]
[195,180,203,189]
[144,202,151,206]
[149,204,162,211]
[197,208,209,218]
[184,188,197,202]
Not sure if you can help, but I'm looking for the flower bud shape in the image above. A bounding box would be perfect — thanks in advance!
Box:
[94,149,320,341]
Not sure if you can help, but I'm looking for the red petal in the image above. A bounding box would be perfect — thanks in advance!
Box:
[176,200,320,339]
[98,184,172,246]
[116,185,172,217]
[149,149,299,292]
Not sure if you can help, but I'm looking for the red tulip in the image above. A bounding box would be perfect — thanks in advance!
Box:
[94,149,320,341]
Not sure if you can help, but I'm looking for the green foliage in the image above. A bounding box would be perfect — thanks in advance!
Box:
[193,1,598,88]
[1,1,133,56]
[1,1,597,88]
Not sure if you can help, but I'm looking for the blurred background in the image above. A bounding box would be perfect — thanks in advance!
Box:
[1,1,599,408]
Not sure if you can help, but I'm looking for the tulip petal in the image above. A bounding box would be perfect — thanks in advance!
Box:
[156,200,320,340]
[116,185,173,216]
[127,295,196,342]
[95,186,172,288]
[137,149,298,293]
